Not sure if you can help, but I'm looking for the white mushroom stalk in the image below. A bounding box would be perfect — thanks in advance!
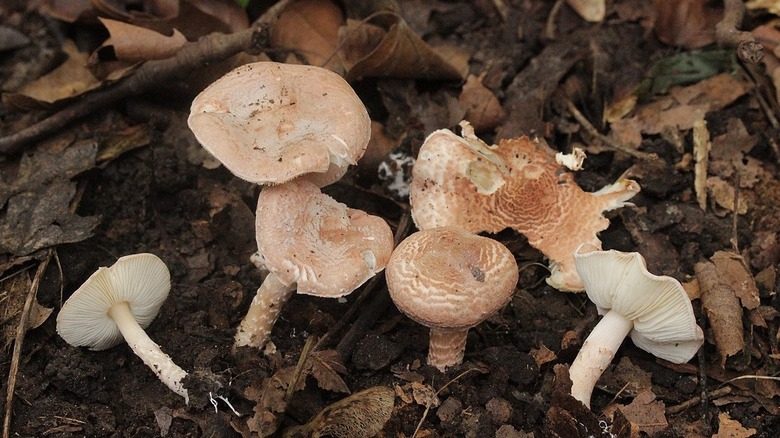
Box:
[569,244,704,408]
[428,329,470,370]
[56,254,190,403]
[234,272,295,349]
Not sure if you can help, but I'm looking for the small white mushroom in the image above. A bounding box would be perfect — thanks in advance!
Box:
[385,227,518,371]
[568,244,704,408]
[56,253,189,403]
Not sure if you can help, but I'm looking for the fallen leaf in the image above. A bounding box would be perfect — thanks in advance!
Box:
[1,272,53,349]
[747,0,780,15]
[308,350,350,394]
[0,25,29,52]
[693,118,710,211]
[3,40,102,110]
[97,18,187,62]
[713,412,757,438]
[651,0,721,49]
[459,74,506,132]
[0,181,100,256]
[616,391,667,435]
[36,0,95,23]
[281,386,395,438]
[271,0,344,73]
[566,0,605,22]
[598,357,653,398]
[338,16,466,81]
[695,258,745,367]
[529,342,557,368]
[711,252,760,310]
[707,176,749,215]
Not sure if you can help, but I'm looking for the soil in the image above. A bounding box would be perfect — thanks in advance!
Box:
[2,1,780,438]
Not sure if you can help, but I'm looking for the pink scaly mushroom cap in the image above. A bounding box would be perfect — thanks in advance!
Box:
[410,121,640,292]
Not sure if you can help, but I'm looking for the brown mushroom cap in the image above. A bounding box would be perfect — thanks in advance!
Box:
[188,62,370,187]
[386,227,518,331]
[410,122,639,291]
[255,179,394,297]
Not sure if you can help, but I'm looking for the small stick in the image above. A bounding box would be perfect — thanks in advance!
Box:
[564,99,657,160]
[0,0,291,154]
[665,386,731,415]
[3,250,53,438]
[715,0,764,63]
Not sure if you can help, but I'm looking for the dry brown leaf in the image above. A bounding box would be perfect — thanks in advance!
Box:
[711,252,760,310]
[308,350,350,394]
[91,0,179,21]
[747,0,780,15]
[271,0,344,73]
[2,272,53,349]
[713,412,757,438]
[616,391,668,436]
[282,386,395,438]
[609,74,748,148]
[459,74,506,132]
[529,342,557,368]
[599,357,653,399]
[682,278,701,300]
[3,40,101,110]
[651,0,721,49]
[566,0,606,22]
[97,18,187,62]
[338,16,466,81]
[707,177,749,215]
[696,258,745,367]
[36,0,95,23]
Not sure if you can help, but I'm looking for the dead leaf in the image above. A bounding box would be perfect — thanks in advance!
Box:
[711,252,761,310]
[598,357,653,399]
[529,342,557,368]
[97,18,187,62]
[308,350,350,394]
[693,118,710,211]
[2,272,53,349]
[609,73,748,148]
[707,177,749,215]
[651,0,721,49]
[616,391,668,436]
[747,0,780,15]
[0,139,97,207]
[0,181,100,256]
[0,25,29,52]
[271,0,344,73]
[713,412,757,438]
[3,40,101,110]
[281,386,395,438]
[411,381,440,407]
[695,258,745,367]
[459,74,506,132]
[338,16,466,81]
[566,0,606,22]
[90,0,179,21]
[36,0,95,23]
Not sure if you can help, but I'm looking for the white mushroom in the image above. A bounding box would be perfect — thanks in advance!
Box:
[568,244,704,408]
[56,253,189,403]
[385,227,518,371]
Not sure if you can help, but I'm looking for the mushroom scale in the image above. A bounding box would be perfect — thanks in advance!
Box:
[386,227,518,371]
[410,121,639,292]
[188,61,370,187]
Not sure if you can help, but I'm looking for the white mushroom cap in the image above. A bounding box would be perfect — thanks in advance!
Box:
[57,253,170,351]
[255,179,394,297]
[188,61,371,187]
[574,244,704,362]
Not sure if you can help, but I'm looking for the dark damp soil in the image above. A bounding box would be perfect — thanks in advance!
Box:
[2,1,780,437]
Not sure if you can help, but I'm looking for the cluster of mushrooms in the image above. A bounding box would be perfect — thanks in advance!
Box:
[55,61,705,412]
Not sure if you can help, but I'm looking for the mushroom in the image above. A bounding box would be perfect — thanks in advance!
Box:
[385,227,518,371]
[409,120,639,292]
[568,244,704,408]
[56,253,189,403]
[234,179,394,349]
[188,61,371,187]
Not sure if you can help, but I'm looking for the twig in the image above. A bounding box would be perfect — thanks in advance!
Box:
[731,171,740,254]
[564,99,657,161]
[3,250,53,438]
[544,0,566,40]
[715,0,764,63]
[0,0,291,154]
[665,386,731,415]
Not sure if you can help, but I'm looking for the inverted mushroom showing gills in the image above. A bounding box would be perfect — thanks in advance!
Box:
[386,227,518,371]
[188,61,371,187]
[56,253,189,403]
[410,121,640,291]
[568,244,704,408]
[234,179,394,350]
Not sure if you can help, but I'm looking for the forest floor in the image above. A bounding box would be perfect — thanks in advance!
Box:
[1,0,780,437]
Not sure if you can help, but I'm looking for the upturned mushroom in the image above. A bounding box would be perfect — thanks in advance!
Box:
[410,121,639,292]
[188,61,371,187]
[385,227,518,371]
[234,179,394,350]
[56,253,189,403]
[568,244,704,408]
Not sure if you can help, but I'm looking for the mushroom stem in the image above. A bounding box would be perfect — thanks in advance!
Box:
[569,310,634,408]
[234,272,296,349]
[428,328,469,372]
[107,301,189,403]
